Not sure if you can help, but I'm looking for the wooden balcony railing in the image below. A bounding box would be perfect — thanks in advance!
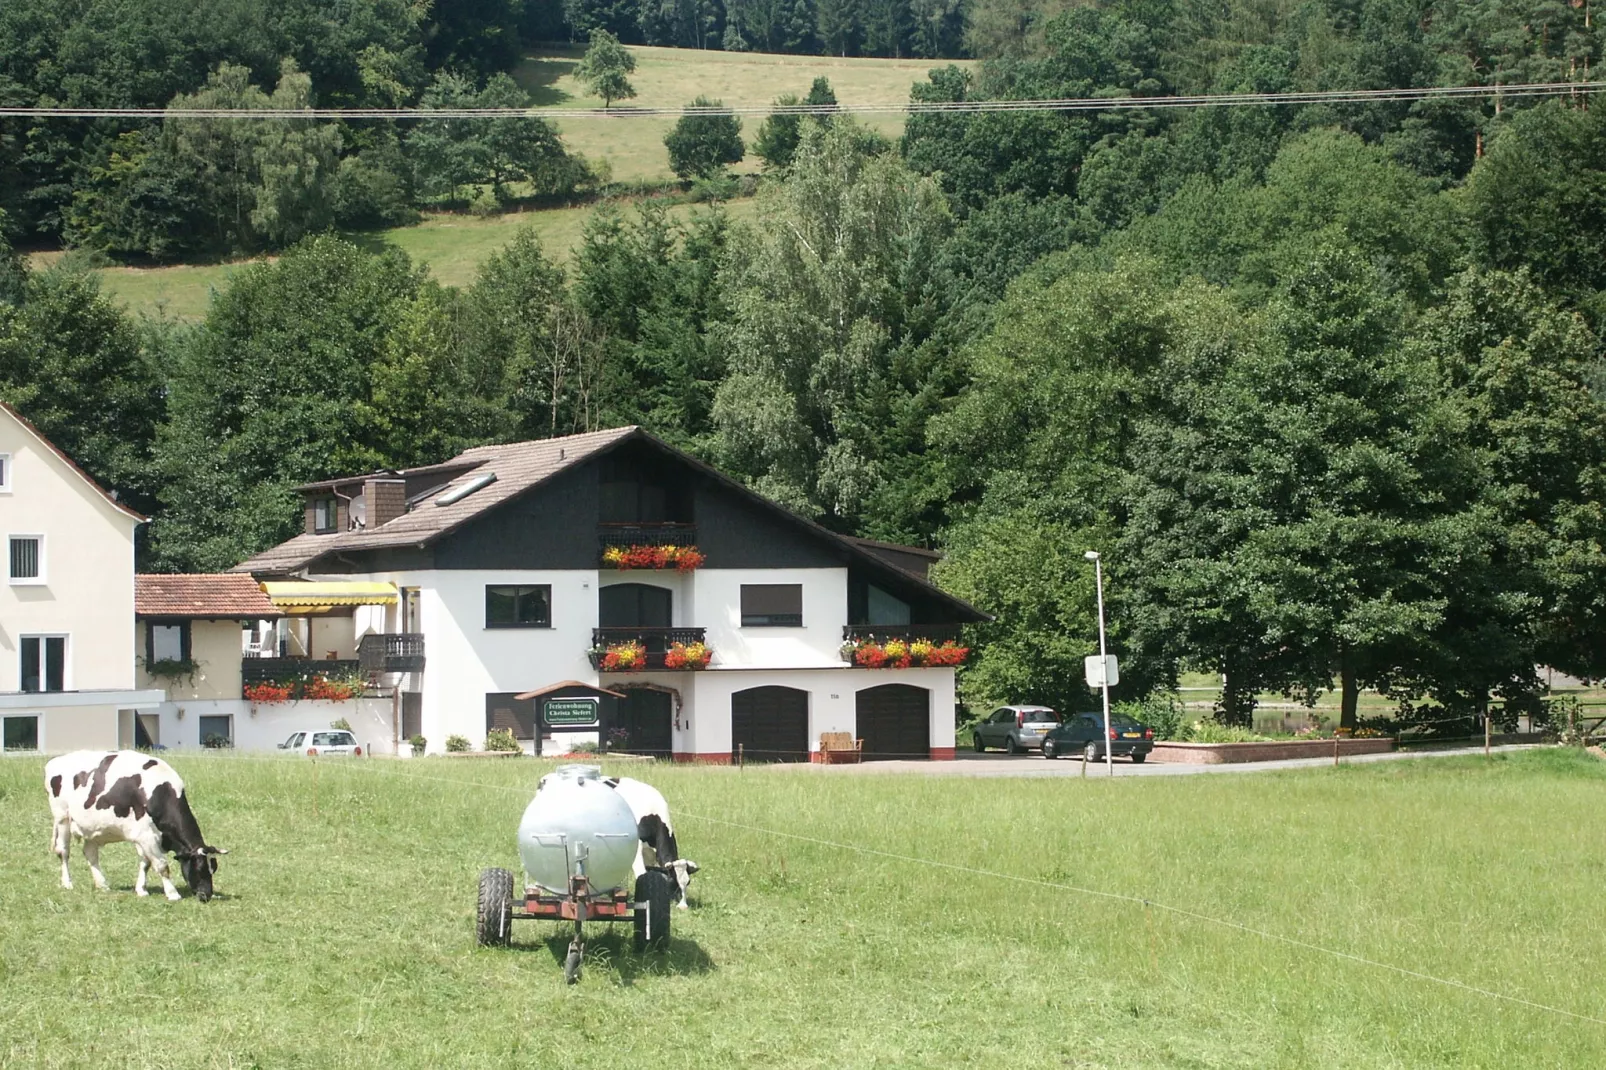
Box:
[598,523,698,552]
[590,626,708,671]
[359,632,426,674]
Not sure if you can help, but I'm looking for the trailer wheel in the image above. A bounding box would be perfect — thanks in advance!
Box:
[476,867,514,947]
[633,869,673,952]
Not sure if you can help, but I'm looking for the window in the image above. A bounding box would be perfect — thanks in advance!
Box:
[0,453,11,492]
[1,715,39,752]
[599,583,672,628]
[199,715,233,748]
[20,636,65,692]
[313,498,337,533]
[9,535,42,584]
[486,585,552,628]
[866,584,912,626]
[146,621,192,666]
[741,584,803,627]
[312,731,355,747]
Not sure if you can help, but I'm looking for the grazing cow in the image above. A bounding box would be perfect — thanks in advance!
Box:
[45,751,227,902]
[603,775,699,909]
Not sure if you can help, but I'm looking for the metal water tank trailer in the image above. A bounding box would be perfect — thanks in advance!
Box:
[516,764,640,895]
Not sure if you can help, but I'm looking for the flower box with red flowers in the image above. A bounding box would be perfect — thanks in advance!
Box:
[839,637,970,669]
[663,641,712,670]
[601,544,706,572]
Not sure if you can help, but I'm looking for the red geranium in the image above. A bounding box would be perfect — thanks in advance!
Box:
[244,681,293,704]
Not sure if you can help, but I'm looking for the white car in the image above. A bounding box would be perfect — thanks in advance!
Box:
[278,729,365,757]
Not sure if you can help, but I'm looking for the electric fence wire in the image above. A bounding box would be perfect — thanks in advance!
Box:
[334,755,1606,1028]
[1,79,1600,120]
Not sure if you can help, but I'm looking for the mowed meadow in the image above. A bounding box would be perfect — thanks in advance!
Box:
[3,752,1606,1067]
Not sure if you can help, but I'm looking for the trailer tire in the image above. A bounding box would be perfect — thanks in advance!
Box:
[634,869,673,952]
[476,867,514,947]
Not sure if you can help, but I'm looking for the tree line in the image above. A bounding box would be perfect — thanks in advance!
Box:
[3,2,1605,728]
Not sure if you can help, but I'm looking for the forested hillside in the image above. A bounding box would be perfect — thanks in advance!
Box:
[3,1,1604,727]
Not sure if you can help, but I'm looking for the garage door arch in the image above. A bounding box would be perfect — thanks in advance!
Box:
[856,684,930,761]
[731,686,809,763]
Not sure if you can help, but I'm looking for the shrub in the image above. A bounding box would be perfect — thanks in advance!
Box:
[1115,693,1186,740]
[485,728,521,752]
[409,734,427,756]
[202,733,233,749]
[1179,719,1268,743]
[445,734,471,753]
[329,717,352,731]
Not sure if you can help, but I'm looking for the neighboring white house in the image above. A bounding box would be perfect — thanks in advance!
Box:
[0,402,162,754]
[234,427,987,761]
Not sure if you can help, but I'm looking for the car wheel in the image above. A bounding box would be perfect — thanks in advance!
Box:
[1084,742,1100,763]
[1131,752,1147,764]
[973,732,986,753]
[633,869,673,952]
[475,867,514,947]
[1042,739,1058,760]
[1005,735,1020,755]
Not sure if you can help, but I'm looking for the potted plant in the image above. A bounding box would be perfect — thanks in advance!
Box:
[663,640,712,670]
[409,734,427,757]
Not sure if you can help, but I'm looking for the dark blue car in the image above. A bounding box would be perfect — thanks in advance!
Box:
[1041,712,1154,762]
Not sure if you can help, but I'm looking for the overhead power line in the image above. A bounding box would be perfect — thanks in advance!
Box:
[0,80,1598,120]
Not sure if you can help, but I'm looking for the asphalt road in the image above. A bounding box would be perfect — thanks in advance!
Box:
[785,744,1544,778]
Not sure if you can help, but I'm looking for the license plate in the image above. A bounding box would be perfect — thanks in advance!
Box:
[1122,732,1140,739]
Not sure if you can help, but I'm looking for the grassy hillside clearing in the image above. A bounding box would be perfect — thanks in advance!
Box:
[514,44,974,182]
[26,197,757,321]
[3,750,1604,1067]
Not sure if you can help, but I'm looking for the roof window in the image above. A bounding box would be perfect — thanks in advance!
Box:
[435,472,497,506]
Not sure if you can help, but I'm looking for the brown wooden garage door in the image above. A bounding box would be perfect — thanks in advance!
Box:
[857,684,930,761]
[731,686,809,763]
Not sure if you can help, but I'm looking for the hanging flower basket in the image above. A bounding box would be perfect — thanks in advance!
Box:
[840,637,970,669]
[601,544,706,572]
[663,641,713,670]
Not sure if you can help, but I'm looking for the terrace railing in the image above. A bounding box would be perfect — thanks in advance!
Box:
[598,523,698,553]
[590,626,708,671]
[241,657,362,698]
[841,624,964,645]
[359,632,426,675]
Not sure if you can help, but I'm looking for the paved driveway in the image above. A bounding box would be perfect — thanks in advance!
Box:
[786,744,1544,778]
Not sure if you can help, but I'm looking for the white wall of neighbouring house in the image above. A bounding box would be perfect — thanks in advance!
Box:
[0,413,140,693]
[136,620,246,701]
[150,696,399,754]
[693,567,849,670]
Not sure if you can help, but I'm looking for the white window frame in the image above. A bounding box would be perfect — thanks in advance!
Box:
[8,533,44,586]
[0,453,12,493]
[0,713,43,754]
[20,634,69,693]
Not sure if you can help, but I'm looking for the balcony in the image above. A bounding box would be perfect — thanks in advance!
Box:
[598,524,701,570]
[590,627,710,671]
[841,624,969,669]
[598,523,698,551]
[359,632,426,674]
[842,624,964,645]
[241,657,362,700]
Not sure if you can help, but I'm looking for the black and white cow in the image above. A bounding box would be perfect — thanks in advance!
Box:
[45,751,227,902]
[604,776,698,909]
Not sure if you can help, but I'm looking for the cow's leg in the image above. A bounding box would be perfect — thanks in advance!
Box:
[152,855,181,901]
[134,852,150,897]
[52,819,73,889]
[82,841,109,891]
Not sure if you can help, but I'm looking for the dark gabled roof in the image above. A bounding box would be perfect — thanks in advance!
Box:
[232,426,989,622]
[0,401,146,523]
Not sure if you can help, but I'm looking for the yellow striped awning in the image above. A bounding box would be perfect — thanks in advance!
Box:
[261,581,399,611]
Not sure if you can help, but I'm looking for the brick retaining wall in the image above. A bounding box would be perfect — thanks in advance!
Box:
[1149,738,1396,764]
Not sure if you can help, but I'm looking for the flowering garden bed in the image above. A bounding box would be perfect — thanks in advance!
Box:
[601,544,706,571]
[840,637,969,669]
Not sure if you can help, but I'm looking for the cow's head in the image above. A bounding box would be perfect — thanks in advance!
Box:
[179,846,228,902]
[667,858,699,908]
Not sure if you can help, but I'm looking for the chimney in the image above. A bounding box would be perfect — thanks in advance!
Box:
[364,478,407,529]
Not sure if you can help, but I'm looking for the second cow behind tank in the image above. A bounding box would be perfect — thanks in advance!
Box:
[534,768,700,909]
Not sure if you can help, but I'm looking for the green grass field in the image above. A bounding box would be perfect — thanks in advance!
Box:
[514,44,969,183]
[27,197,758,320]
[3,750,1604,1067]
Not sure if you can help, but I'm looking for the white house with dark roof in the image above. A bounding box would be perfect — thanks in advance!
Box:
[0,402,163,754]
[233,427,987,761]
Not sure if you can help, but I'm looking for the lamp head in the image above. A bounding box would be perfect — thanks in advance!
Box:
[1083,550,1100,562]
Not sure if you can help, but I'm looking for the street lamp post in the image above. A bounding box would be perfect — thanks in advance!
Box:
[1085,550,1113,777]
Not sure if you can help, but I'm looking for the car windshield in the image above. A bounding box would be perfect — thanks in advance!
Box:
[312,732,355,746]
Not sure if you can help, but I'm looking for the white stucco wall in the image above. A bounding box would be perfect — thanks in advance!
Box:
[136,620,245,700]
[693,568,849,669]
[0,414,140,693]
[149,696,399,753]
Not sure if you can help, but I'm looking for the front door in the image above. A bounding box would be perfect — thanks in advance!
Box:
[611,688,673,757]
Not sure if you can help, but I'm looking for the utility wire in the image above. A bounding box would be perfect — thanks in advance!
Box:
[0,80,1599,120]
